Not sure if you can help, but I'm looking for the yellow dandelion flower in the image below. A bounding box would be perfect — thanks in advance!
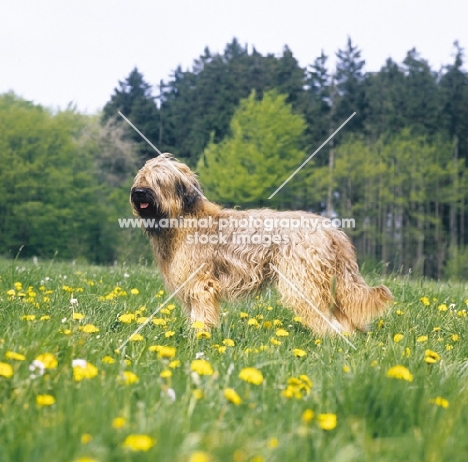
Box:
[61,329,72,335]
[130,288,139,295]
[5,351,25,361]
[451,334,459,342]
[169,360,181,369]
[342,365,351,373]
[0,362,13,378]
[239,367,263,385]
[165,331,175,338]
[314,339,322,346]
[377,320,385,329]
[270,337,282,346]
[160,308,170,315]
[120,371,139,385]
[302,409,314,423]
[293,316,303,323]
[190,359,214,376]
[191,321,205,330]
[35,353,58,369]
[129,334,144,342]
[222,339,235,347]
[102,356,115,364]
[268,438,279,448]
[275,328,289,337]
[429,396,449,408]
[262,321,273,329]
[293,348,307,358]
[36,394,55,407]
[188,451,211,462]
[248,318,260,327]
[420,296,430,306]
[136,317,149,324]
[424,350,440,364]
[386,365,413,382]
[73,361,98,381]
[112,417,126,429]
[224,388,242,405]
[417,335,428,343]
[21,315,36,321]
[118,313,135,324]
[79,324,99,333]
[157,346,176,359]
[396,310,404,315]
[404,347,411,358]
[317,413,337,430]
[196,331,211,339]
[39,315,50,321]
[160,369,172,378]
[192,389,204,400]
[73,313,85,320]
[299,375,312,388]
[81,434,93,444]
[446,344,454,351]
[122,434,156,452]
[438,304,448,312]
[370,360,378,367]
[14,282,23,290]
[152,318,167,326]
[239,312,249,319]
[74,458,97,462]
[218,346,227,354]
[393,333,404,343]
[7,289,15,297]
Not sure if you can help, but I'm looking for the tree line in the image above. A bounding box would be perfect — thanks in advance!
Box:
[1,38,468,278]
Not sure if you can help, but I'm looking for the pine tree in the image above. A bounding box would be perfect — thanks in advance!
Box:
[102,68,160,161]
[334,37,367,132]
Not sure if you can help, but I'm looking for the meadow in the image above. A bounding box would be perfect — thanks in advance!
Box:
[1,258,468,462]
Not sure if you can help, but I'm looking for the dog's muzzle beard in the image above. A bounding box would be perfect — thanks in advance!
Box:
[131,188,167,235]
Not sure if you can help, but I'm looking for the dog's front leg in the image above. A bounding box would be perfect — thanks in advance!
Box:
[186,276,221,328]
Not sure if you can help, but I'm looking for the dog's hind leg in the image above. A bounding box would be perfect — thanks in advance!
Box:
[275,273,341,336]
[185,274,221,328]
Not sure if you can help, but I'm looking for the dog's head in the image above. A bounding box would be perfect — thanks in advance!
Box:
[130,153,204,230]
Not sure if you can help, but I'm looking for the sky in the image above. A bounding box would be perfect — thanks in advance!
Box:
[1,0,467,114]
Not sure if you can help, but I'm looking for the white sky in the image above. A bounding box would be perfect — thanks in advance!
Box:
[1,0,467,114]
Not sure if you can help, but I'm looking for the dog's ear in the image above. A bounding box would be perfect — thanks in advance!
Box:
[176,179,202,213]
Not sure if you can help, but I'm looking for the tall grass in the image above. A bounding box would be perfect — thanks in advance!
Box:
[0,258,467,461]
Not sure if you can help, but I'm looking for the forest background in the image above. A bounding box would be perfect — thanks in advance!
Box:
[1,38,467,279]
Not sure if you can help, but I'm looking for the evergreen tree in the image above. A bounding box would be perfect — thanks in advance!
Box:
[400,49,439,134]
[334,37,367,132]
[103,68,160,161]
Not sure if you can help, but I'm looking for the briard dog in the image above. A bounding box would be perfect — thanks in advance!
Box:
[130,153,392,335]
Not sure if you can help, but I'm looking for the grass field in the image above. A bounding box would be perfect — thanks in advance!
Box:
[1,258,468,462]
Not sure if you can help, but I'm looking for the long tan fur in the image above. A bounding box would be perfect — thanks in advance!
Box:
[130,153,392,335]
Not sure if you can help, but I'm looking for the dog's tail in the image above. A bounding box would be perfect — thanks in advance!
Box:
[335,276,393,330]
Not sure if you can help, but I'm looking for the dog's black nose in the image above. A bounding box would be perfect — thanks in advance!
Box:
[133,189,147,198]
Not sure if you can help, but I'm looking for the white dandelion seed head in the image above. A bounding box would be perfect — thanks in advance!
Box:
[29,360,45,378]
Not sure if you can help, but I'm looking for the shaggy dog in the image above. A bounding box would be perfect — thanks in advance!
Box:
[130,153,392,335]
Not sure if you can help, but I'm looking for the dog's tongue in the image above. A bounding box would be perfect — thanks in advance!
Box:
[139,203,149,209]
